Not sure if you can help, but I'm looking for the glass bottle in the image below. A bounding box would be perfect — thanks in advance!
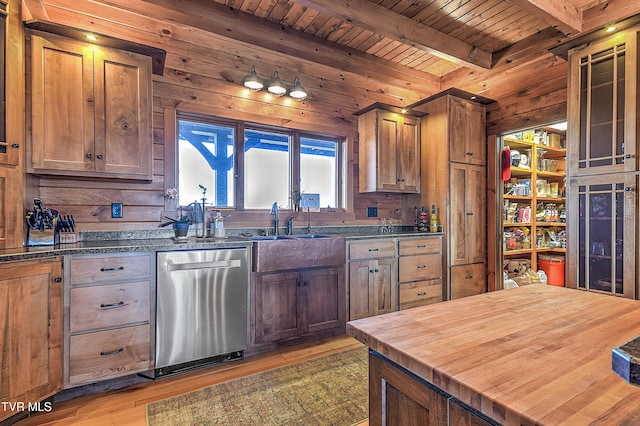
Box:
[214,211,225,238]
[430,205,438,233]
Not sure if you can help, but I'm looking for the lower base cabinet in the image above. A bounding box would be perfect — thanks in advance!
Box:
[369,352,492,426]
[65,253,152,387]
[251,266,345,347]
[450,263,486,300]
[0,258,63,423]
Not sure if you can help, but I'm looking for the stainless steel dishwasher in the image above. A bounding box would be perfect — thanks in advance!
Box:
[155,248,250,377]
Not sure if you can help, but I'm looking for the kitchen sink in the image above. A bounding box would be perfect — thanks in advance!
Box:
[246,235,292,240]
[251,235,345,272]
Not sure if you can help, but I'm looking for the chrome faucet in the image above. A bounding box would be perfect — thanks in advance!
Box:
[271,202,279,236]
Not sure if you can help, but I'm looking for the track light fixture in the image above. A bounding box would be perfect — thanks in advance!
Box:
[241,66,308,101]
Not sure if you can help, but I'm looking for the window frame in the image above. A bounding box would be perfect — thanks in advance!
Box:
[174,112,346,212]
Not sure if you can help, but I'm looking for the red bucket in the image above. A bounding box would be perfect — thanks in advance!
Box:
[538,255,565,287]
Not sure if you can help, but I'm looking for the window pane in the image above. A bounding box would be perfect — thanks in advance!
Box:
[300,137,337,208]
[178,119,235,207]
[244,129,290,209]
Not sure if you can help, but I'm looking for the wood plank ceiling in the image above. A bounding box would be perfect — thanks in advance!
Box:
[21,0,640,110]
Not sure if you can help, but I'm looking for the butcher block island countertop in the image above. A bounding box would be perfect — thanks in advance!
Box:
[346,284,640,425]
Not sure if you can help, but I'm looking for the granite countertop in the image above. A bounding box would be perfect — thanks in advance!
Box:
[347,285,640,425]
[0,227,443,262]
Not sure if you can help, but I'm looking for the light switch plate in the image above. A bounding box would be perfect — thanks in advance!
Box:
[111,203,123,218]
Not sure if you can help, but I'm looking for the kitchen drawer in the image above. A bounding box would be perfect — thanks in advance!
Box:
[70,281,150,333]
[450,263,486,299]
[399,280,442,310]
[68,324,151,385]
[398,237,442,256]
[70,254,151,285]
[349,240,395,260]
[398,254,442,283]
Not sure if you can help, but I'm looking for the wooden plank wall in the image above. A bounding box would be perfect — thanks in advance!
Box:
[21,3,568,235]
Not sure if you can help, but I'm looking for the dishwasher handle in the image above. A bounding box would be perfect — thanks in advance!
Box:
[166,259,242,272]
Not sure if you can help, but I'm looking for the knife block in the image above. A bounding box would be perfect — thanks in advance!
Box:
[27,227,59,246]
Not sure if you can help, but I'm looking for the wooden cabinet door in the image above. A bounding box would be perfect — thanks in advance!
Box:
[377,112,401,190]
[0,165,22,249]
[302,267,345,335]
[450,163,486,266]
[253,271,301,344]
[95,48,152,178]
[372,257,398,315]
[398,116,421,192]
[567,34,637,176]
[449,97,486,165]
[377,112,420,192]
[450,263,486,299]
[30,33,95,173]
[349,260,375,320]
[369,353,448,425]
[0,258,62,422]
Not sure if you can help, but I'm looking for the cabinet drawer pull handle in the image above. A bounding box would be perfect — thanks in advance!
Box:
[100,348,124,356]
[465,274,474,279]
[100,266,125,272]
[466,212,474,215]
[466,151,474,156]
[100,301,125,309]
[417,244,426,248]
[416,265,426,269]
[368,248,379,252]
[417,292,427,296]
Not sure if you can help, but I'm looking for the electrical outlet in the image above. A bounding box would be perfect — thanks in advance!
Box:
[111,203,123,218]
[367,207,378,217]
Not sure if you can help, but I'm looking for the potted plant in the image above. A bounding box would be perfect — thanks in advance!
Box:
[160,215,193,237]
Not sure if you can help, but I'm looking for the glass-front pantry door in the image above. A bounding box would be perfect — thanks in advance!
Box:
[567,174,636,298]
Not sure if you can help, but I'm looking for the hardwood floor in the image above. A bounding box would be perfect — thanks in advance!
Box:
[16,335,367,425]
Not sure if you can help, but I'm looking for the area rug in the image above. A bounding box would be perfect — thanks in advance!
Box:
[146,346,369,425]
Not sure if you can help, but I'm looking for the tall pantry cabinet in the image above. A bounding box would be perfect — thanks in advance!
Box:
[411,94,487,300]
[0,0,24,249]
[566,29,638,299]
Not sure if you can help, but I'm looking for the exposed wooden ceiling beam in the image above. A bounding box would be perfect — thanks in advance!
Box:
[581,0,640,33]
[293,0,492,70]
[507,0,582,36]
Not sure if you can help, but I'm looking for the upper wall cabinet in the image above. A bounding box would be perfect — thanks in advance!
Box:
[357,108,421,193]
[567,33,637,176]
[449,97,486,165]
[29,32,153,180]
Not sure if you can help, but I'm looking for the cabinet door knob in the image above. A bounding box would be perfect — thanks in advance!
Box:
[86,153,92,159]
[53,277,62,283]
[96,154,104,160]
[10,143,19,149]
[625,187,635,192]
[625,154,633,158]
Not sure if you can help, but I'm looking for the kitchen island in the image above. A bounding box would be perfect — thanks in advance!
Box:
[347,285,640,425]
